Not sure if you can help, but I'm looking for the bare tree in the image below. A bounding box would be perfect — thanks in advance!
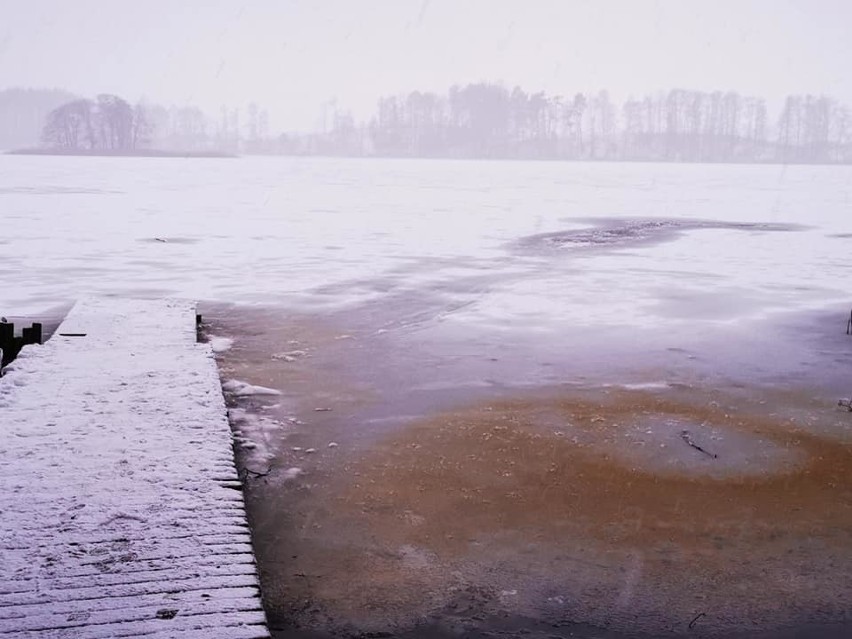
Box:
[247,102,259,142]
[131,102,153,149]
[41,99,94,149]
[92,94,133,150]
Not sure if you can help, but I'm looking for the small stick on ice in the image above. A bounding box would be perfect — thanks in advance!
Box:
[688,612,707,630]
[680,430,717,458]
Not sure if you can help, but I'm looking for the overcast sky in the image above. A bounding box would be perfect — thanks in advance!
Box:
[1,0,850,132]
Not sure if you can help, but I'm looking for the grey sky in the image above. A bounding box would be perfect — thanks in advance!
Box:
[1,0,850,132]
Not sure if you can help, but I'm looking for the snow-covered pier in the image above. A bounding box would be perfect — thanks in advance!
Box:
[0,299,269,638]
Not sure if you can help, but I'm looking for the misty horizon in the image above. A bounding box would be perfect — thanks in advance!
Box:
[3,82,850,164]
[2,1,851,133]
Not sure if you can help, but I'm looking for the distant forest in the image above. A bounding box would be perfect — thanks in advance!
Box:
[2,84,851,164]
[301,85,852,164]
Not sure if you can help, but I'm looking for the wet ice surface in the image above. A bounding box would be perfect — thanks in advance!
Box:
[596,414,804,478]
[3,157,852,637]
[511,216,803,253]
[207,300,852,639]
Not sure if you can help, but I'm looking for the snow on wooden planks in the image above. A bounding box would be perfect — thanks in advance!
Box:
[0,298,269,638]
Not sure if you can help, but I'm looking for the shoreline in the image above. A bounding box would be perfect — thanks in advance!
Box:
[6,148,237,158]
[6,149,852,166]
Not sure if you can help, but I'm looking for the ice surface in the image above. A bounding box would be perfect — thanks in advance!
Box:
[227,406,289,461]
[281,467,302,480]
[1,157,849,338]
[222,379,282,396]
[608,415,806,478]
[210,335,234,352]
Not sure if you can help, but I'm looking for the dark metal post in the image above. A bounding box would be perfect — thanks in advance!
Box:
[0,323,13,366]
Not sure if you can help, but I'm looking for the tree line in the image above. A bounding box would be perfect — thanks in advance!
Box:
[33,85,852,163]
[333,84,851,163]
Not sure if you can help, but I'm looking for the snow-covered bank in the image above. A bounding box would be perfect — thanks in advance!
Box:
[0,298,269,638]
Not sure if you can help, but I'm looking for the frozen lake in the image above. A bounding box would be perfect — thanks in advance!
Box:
[2,155,850,330]
[3,155,852,638]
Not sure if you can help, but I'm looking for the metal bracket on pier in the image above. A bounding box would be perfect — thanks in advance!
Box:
[0,319,43,371]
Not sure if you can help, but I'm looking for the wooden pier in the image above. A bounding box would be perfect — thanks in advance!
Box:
[0,299,269,638]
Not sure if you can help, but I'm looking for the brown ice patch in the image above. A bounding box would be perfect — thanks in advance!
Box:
[339,391,849,552]
[265,389,851,636]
